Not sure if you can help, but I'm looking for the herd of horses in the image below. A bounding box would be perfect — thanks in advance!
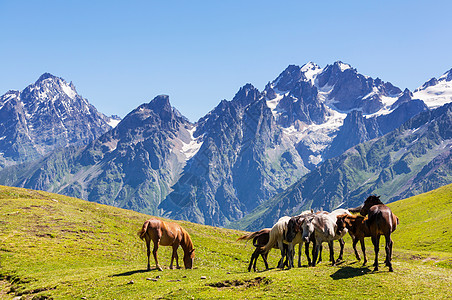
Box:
[138,195,399,273]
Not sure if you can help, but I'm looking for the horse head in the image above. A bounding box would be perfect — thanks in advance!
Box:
[285,216,301,242]
[360,195,382,216]
[335,214,347,233]
[183,248,195,269]
[301,217,315,242]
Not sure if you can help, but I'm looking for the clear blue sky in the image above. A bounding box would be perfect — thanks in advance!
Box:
[1,0,451,122]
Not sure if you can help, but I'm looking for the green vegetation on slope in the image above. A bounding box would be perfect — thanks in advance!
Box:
[0,185,451,299]
[389,183,452,253]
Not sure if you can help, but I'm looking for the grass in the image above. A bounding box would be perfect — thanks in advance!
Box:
[0,184,451,299]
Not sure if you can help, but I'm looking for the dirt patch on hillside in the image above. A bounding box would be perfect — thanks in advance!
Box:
[208,277,271,289]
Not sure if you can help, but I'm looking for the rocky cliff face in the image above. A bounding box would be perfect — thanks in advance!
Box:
[0,73,112,168]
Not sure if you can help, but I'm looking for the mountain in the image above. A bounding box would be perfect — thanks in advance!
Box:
[0,73,113,168]
[414,68,452,108]
[0,95,193,215]
[0,62,449,228]
[159,61,430,226]
[232,102,452,230]
[159,84,307,225]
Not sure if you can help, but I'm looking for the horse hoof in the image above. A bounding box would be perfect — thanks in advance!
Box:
[157,267,163,271]
[373,267,378,272]
[389,267,394,272]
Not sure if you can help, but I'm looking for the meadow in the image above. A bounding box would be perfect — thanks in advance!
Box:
[0,184,451,299]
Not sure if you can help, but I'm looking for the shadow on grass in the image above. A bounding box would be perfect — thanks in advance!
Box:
[330,266,371,280]
[111,269,153,277]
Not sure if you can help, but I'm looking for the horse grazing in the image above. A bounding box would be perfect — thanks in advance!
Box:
[301,209,350,266]
[285,211,321,267]
[138,218,195,271]
[360,195,399,272]
[336,214,371,265]
[237,228,273,272]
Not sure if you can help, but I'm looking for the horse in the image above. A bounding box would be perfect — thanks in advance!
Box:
[258,216,292,269]
[285,211,322,267]
[301,209,350,266]
[259,211,312,269]
[336,214,371,265]
[138,218,195,271]
[360,195,399,272]
[237,228,273,271]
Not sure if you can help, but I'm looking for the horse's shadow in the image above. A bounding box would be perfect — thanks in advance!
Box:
[330,266,371,280]
[110,269,155,277]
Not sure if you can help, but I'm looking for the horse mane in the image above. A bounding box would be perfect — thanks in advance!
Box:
[260,216,290,253]
[366,195,383,205]
[181,227,194,251]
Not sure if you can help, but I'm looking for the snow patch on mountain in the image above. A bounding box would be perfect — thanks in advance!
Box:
[413,68,452,108]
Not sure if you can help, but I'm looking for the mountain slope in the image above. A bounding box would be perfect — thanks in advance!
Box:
[0,185,450,299]
[0,73,113,169]
[232,103,452,230]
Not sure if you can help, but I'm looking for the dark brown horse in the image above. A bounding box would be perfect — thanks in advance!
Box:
[138,218,195,271]
[237,228,273,271]
[360,195,399,272]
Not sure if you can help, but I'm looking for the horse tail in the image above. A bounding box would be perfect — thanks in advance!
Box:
[138,220,150,240]
[237,231,259,242]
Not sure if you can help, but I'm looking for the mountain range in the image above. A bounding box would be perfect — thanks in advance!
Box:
[0,62,451,227]
[0,73,118,169]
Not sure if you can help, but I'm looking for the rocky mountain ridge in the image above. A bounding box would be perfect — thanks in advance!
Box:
[0,73,114,168]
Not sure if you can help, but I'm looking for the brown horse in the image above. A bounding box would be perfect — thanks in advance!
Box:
[237,228,273,272]
[138,218,195,271]
[360,195,399,272]
[336,214,371,265]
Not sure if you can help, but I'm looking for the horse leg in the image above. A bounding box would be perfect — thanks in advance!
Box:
[262,252,269,270]
[328,241,335,266]
[152,239,163,271]
[385,234,394,272]
[277,242,285,269]
[305,242,312,266]
[287,243,294,269]
[336,238,345,262]
[317,243,323,264]
[297,243,302,268]
[282,243,292,269]
[145,238,151,271]
[312,241,320,267]
[170,243,180,269]
[352,237,361,261]
[372,235,380,272]
[248,249,257,272]
[360,238,367,265]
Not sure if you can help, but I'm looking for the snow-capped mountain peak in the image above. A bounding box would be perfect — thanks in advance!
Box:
[413,68,452,109]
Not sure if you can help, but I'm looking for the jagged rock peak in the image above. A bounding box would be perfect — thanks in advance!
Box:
[148,94,171,111]
[36,72,59,83]
[232,83,261,106]
[439,68,452,81]
[332,61,353,72]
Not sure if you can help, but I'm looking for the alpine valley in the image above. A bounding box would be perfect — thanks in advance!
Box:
[0,62,451,228]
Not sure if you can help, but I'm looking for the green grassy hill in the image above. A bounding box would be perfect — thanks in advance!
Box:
[0,184,451,299]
